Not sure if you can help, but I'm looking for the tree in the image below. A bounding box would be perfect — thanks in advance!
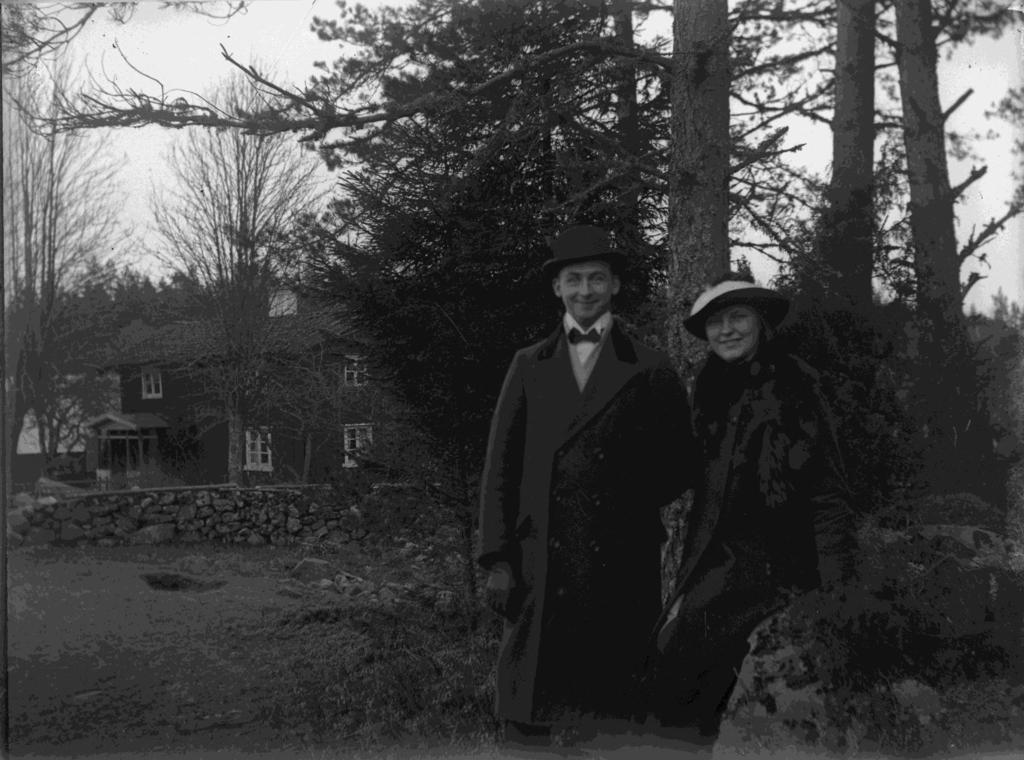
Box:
[297,0,671,603]
[3,62,124,468]
[894,0,964,341]
[819,0,875,309]
[150,73,325,483]
[666,0,731,372]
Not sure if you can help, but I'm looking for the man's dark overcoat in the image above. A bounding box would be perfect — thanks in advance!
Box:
[478,320,694,725]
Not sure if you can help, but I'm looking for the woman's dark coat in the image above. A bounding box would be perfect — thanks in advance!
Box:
[478,320,695,725]
[652,348,857,702]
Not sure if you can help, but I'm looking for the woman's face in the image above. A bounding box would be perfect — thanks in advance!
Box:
[706,305,761,363]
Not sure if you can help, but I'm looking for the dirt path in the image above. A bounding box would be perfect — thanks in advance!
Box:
[7,544,336,757]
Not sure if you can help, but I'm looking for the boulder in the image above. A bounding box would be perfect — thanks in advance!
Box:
[23,527,57,546]
[7,509,30,534]
[911,492,1002,531]
[59,523,87,543]
[128,524,176,545]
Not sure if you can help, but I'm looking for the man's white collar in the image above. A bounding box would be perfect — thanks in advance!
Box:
[564,311,612,336]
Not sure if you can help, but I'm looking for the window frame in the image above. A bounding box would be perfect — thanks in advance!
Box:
[343,356,368,387]
[244,428,273,472]
[342,423,373,468]
[141,369,163,400]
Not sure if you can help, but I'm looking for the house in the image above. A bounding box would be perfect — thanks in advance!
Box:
[85,296,384,488]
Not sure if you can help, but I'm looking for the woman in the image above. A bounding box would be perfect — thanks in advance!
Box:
[646,273,857,747]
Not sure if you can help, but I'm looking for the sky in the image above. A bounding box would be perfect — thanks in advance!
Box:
[58,0,1024,315]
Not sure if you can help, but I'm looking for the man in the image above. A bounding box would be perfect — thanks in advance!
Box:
[478,224,695,749]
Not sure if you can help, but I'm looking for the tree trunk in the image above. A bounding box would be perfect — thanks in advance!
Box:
[612,0,641,232]
[301,432,313,484]
[226,406,244,484]
[893,0,964,340]
[822,0,875,309]
[895,0,983,494]
[667,0,731,376]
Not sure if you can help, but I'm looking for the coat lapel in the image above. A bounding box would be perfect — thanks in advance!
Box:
[532,327,580,438]
[562,321,639,443]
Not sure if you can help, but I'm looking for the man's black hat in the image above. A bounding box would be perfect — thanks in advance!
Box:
[543,225,625,279]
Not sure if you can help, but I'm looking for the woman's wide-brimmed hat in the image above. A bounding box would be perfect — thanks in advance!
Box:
[543,225,625,279]
[683,279,790,340]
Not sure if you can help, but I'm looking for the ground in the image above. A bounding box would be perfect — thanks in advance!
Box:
[7,543,1024,760]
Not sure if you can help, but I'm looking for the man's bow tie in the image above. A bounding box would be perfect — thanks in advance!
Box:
[568,328,600,345]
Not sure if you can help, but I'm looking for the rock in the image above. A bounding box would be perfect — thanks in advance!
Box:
[7,509,29,534]
[128,524,176,545]
[286,517,302,533]
[377,586,399,607]
[289,557,333,583]
[246,532,266,546]
[891,678,942,724]
[115,517,138,534]
[434,589,457,614]
[13,492,35,509]
[399,541,418,558]
[177,503,197,521]
[916,525,1008,568]
[36,495,58,507]
[23,527,57,546]
[88,500,118,516]
[59,524,87,543]
[912,492,1001,531]
[53,504,71,521]
[725,609,829,747]
[334,570,367,586]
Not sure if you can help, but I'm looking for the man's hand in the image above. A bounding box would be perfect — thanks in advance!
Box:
[485,562,516,619]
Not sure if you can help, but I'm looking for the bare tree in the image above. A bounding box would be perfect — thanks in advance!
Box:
[3,62,124,464]
[150,73,325,483]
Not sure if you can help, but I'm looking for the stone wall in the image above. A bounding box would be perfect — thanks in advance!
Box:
[7,485,369,548]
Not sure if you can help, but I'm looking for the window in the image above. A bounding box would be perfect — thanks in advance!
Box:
[245,429,273,472]
[141,369,163,399]
[343,357,368,387]
[343,424,373,468]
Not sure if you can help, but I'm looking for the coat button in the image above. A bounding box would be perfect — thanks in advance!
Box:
[597,451,605,461]
[549,538,560,549]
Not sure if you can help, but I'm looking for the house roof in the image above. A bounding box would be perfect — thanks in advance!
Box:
[106,312,358,368]
[85,412,170,431]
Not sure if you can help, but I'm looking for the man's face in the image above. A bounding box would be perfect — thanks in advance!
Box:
[552,260,620,329]
[706,305,761,363]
